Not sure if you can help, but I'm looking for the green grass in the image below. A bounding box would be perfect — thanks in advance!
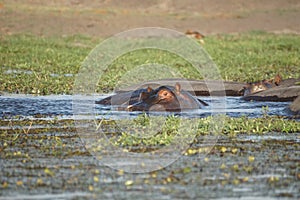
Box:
[1,31,300,94]
[205,31,300,82]
[0,34,96,94]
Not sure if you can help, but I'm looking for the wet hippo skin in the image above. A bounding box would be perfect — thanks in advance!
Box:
[96,83,208,112]
[127,83,207,112]
[95,86,156,106]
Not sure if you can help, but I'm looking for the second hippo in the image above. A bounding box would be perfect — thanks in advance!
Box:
[242,74,282,96]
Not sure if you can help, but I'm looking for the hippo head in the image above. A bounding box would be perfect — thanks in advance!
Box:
[242,74,282,96]
[127,86,155,111]
[148,83,183,109]
[127,83,190,112]
[154,85,178,104]
[243,80,272,96]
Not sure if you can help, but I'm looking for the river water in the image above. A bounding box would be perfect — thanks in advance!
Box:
[0,94,299,199]
[0,94,293,119]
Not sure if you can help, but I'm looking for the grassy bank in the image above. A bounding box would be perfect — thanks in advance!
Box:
[1,31,300,95]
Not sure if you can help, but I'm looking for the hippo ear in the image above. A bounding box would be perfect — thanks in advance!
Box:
[147,86,153,92]
[175,83,181,93]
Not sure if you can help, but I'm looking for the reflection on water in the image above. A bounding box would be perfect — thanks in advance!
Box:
[0,95,292,119]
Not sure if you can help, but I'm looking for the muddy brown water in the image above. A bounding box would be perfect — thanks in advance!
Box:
[0,95,299,199]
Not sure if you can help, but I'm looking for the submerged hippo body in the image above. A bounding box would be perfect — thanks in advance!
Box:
[127,83,207,112]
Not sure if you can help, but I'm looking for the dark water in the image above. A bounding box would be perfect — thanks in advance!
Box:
[0,95,293,119]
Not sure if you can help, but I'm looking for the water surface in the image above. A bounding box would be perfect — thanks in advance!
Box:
[0,95,292,119]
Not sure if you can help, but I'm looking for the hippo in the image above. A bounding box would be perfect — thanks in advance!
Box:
[96,83,208,112]
[95,86,155,107]
[243,80,273,96]
[242,74,282,96]
[127,83,208,112]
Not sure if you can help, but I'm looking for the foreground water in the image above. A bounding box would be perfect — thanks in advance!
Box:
[0,95,299,199]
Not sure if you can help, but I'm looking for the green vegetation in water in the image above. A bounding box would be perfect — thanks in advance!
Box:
[1,31,300,94]
[0,114,300,157]
[108,114,299,149]
[0,114,299,154]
